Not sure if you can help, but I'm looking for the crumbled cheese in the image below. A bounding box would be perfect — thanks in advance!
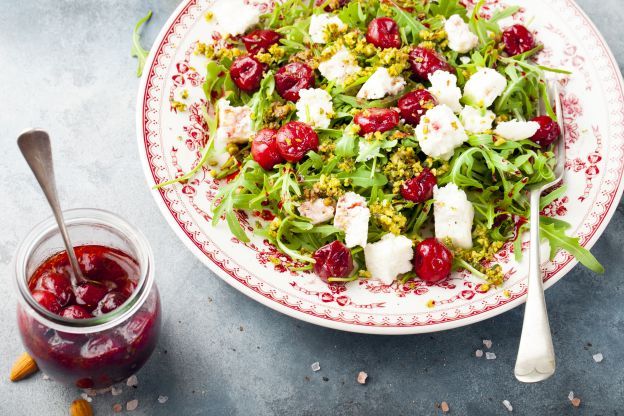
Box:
[463,67,507,108]
[334,192,370,248]
[415,104,468,160]
[318,47,361,84]
[212,0,261,37]
[460,105,495,133]
[445,14,479,53]
[427,70,462,113]
[433,183,474,249]
[309,13,346,44]
[357,67,406,100]
[494,120,540,141]
[215,99,255,144]
[296,88,334,129]
[298,199,335,224]
[364,234,413,284]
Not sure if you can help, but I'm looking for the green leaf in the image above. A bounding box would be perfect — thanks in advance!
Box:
[337,165,387,188]
[131,10,153,77]
[429,0,467,19]
[540,218,604,273]
[226,210,250,243]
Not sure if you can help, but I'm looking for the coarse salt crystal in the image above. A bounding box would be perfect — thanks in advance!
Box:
[158,395,169,404]
[311,362,321,372]
[475,349,483,358]
[357,371,368,385]
[502,399,513,411]
[42,374,50,380]
[112,386,123,396]
[571,397,581,407]
[126,375,139,387]
[485,352,496,360]
[568,391,575,401]
[440,401,450,413]
[80,393,92,403]
[593,353,604,363]
[483,339,492,349]
[127,399,139,411]
[113,403,123,413]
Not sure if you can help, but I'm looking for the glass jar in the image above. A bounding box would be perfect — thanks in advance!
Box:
[14,209,161,389]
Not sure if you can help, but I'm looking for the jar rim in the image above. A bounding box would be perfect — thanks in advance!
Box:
[14,208,155,334]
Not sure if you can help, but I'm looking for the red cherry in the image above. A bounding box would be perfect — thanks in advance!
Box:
[315,0,349,11]
[401,168,437,203]
[94,292,128,316]
[252,128,284,170]
[118,311,158,346]
[313,241,355,282]
[413,238,453,283]
[275,62,315,102]
[242,29,281,54]
[408,47,453,81]
[60,305,94,320]
[366,17,401,49]
[276,121,319,163]
[80,334,126,366]
[398,89,437,125]
[32,290,62,314]
[530,115,561,148]
[354,108,400,134]
[33,271,73,307]
[502,24,535,56]
[75,282,108,310]
[230,55,264,92]
[77,246,128,281]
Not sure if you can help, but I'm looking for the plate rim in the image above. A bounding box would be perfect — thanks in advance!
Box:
[136,0,624,334]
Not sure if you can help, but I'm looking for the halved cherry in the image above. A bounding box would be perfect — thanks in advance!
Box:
[242,29,281,54]
[94,292,128,316]
[33,271,73,307]
[413,238,453,283]
[75,282,108,310]
[398,89,437,126]
[366,17,401,49]
[354,108,400,134]
[401,168,437,203]
[276,121,319,163]
[502,24,535,56]
[60,305,94,320]
[230,55,264,92]
[275,62,315,102]
[408,47,453,81]
[252,128,284,170]
[313,241,354,283]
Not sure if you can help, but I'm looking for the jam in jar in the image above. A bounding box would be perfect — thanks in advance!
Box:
[15,209,160,388]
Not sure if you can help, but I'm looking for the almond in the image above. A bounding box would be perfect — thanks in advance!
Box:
[70,399,93,416]
[9,352,38,382]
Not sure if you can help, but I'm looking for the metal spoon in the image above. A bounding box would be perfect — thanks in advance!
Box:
[514,82,565,383]
[17,129,87,284]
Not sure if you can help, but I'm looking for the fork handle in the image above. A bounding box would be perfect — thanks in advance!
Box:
[514,189,556,383]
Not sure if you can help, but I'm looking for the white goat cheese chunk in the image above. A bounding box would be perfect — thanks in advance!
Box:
[334,192,370,248]
[296,88,334,129]
[415,104,468,160]
[356,67,406,100]
[460,105,496,133]
[463,68,507,108]
[434,183,474,249]
[215,98,255,145]
[298,199,335,224]
[445,14,479,53]
[494,120,540,141]
[428,70,462,113]
[364,234,414,285]
[318,47,361,84]
[212,0,261,37]
[309,13,346,44]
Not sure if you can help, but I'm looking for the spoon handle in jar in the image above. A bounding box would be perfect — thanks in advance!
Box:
[17,129,86,283]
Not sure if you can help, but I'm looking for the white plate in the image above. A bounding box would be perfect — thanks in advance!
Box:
[137,0,624,334]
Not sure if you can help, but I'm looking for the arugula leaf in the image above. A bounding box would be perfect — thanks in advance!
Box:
[540,218,604,273]
[429,0,467,19]
[131,10,153,77]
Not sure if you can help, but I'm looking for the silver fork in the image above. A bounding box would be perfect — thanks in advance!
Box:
[514,81,565,383]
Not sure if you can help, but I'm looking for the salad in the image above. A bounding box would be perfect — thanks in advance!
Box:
[158,0,603,289]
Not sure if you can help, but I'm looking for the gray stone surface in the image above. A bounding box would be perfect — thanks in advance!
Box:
[0,1,623,414]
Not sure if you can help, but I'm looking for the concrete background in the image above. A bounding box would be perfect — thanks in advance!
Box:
[0,1,623,414]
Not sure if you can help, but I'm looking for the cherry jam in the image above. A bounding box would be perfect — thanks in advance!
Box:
[18,245,160,388]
